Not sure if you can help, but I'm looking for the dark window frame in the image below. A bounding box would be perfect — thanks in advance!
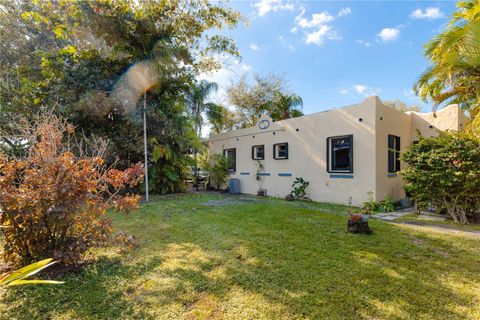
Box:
[251,144,265,160]
[388,135,401,173]
[273,142,289,160]
[327,135,353,173]
[223,148,236,172]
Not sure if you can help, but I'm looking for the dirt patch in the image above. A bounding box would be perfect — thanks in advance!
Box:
[202,195,260,207]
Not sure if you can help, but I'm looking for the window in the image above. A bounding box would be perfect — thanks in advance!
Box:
[252,145,265,160]
[388,135,401,173]
[327,135,353,173]
[223,148,236,172]
[273,143,288,160]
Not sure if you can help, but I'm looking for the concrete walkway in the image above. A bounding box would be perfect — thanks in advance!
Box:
[371,208,415,221]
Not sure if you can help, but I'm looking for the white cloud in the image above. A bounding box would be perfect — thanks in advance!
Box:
[338,7,352,17]
[377,27,400,42]
[294,7,348,46]
[410,7,444,20]
[253,0,295,17]
[339,88,348,94]
[295,9,334,28]
[249,43,259,51]
[305,25,332,45]
[356,39,372,47]
[354,84,381,97]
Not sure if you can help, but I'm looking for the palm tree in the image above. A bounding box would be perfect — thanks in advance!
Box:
[270,92,304,121]
[206,104,237,134]
[413,0,480,113]
[185,80,219,189]
[185,80,219,137]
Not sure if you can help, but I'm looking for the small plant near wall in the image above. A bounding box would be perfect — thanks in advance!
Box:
[256,160,266,196]
[362,191,380,212]
[204,154,229,191]
[380,194,395,212]
[287,177,310,201]
[362,191,395,213]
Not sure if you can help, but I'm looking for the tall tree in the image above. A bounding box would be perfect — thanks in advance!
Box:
[269,92,304,121]
[206,104,238,134]
[413,0,480,114]
[0,0,243,192]
[185,80,219,137]
[227,73,288,127]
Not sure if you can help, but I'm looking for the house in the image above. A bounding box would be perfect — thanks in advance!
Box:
[208,96,465,206]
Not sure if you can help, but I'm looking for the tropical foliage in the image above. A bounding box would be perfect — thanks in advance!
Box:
[401,131,480,223]
[290,177,310,200]
[413,0,480,133]
[227,73,303,128]
[0,115,144,267]
[0,0,242,192]
[270,92,304,121]
[0,259,62,287]
[203,154,229,191]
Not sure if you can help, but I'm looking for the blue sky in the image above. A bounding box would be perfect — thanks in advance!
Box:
[202,0,457,116]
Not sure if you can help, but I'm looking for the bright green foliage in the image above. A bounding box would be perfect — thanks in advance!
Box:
[362,192,395,213]
[227,73,303,128]
[185,80,220,137]
[269,92,304,121]
[401,131,480,223]
[290,177,310,200]
[413,0,480,114]
[0,0,242,192]
[0,259,63,287]
[2,193,480,319]
[206,104,239,134]
[204,154,229,190]
[380,194,395,213]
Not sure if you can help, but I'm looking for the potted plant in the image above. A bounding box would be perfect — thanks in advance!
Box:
[400,188,413,209]
[256,160,266,196]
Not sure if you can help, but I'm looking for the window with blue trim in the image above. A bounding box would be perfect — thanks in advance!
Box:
[327,135,353,173]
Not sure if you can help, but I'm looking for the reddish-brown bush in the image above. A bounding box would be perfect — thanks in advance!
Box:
[0,115,143,267]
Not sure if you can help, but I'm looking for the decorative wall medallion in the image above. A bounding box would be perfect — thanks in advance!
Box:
[258,119,270,130]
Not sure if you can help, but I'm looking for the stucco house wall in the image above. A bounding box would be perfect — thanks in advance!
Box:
[208,96,464,206]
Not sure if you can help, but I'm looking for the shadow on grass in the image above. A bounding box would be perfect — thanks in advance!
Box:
[2,194,479,319]
[1,256,163,320]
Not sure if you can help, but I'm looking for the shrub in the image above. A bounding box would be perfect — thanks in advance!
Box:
[401,131,480,223]
[0,115,144,267]
[380,194,395,212]
[362,192,395,213]
[290,177,310,200]
[205,154,229,191]
[362,191,380,213]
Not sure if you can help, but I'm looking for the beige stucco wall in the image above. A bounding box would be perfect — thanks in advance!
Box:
[209,97,464,206]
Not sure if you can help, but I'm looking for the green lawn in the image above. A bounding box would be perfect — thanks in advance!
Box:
[1,193,480,319]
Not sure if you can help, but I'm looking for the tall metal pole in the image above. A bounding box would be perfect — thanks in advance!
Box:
[143,91,149,202]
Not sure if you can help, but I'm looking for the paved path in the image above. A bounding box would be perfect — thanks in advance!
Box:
[371,209,414,221]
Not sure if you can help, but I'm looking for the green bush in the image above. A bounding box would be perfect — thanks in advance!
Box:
[290,177,310,200]
[205,154,229,191]
[362,192,395,213]
[401,131,480,223]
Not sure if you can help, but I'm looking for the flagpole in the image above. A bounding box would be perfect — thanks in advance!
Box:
[143,90,149,202]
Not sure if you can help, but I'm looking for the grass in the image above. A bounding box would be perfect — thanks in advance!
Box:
[1,193,480,319]
[396,213,480,232]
